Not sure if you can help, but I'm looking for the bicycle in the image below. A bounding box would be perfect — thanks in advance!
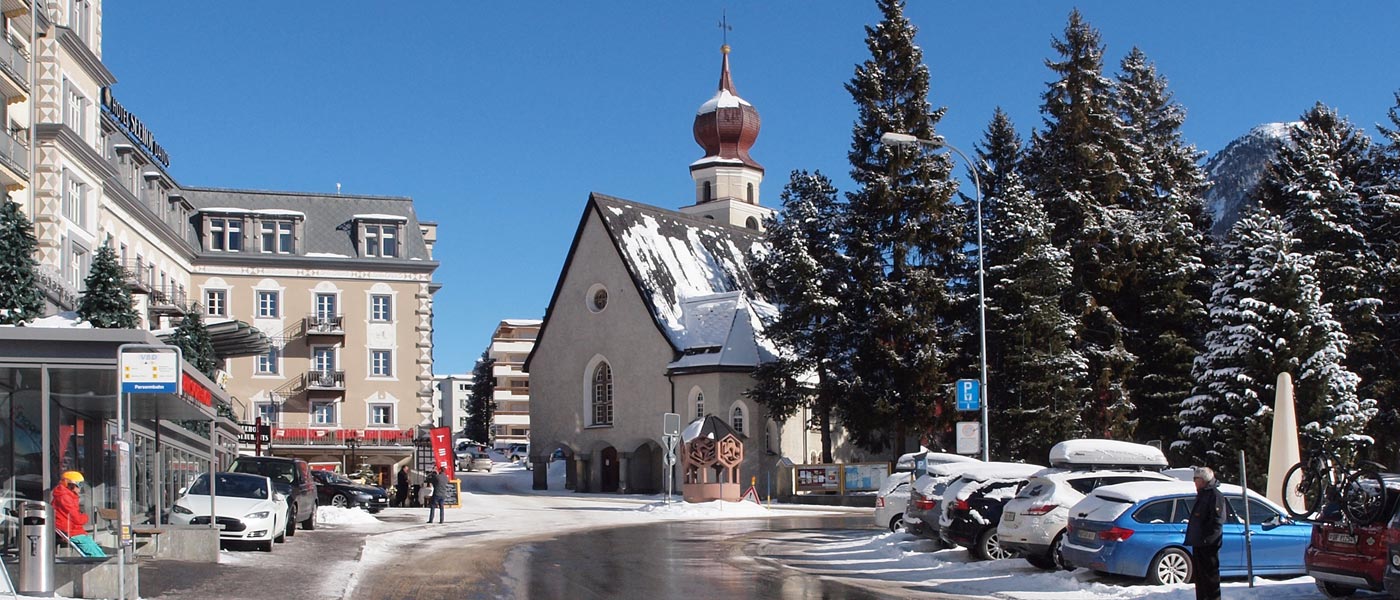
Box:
[1280,454,1388,522]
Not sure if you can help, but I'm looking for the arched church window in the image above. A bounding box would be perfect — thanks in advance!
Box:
[592,362,613,426]
[695,391,705,419]
[731,404,745,436]
[745,217,759,230]
[747,183,754,203]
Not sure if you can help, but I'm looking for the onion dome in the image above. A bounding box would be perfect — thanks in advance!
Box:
[692,45,763,173]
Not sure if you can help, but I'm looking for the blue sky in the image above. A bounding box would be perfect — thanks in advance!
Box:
[101,2,1400,373]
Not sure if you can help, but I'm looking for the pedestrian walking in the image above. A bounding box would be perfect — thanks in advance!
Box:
[53,471,106,557]
[426,467,449,524]
[395,465,410,508]
[1185,466,1226,600]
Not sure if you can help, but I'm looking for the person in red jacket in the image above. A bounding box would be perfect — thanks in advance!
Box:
[52,471,105,557]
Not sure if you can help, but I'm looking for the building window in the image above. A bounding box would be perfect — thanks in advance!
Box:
[593,289,607,311]
[702,181,712,202]
[310,401,337,427]
[695,391,705,420]
[255,402,279,427]
[66,242,89,290]
[731,405,745,436]
[363,224,398,258]
[256,290,280,318]
[315,293,338,321]
[370,294,392,321]
[745,216,759,230]
[209,218,243,252]
[256,346,281,376]
[63,78,85,137]
[69,0,90,42]
[205,290,226,317]
[370,350,392,377]
[747,182,755,203]
[369,404,393,427]
[312,346,336,374]
[509,379,529,393]
[62,170,87,228]
[591,362,612,426]
[260,221,295,254]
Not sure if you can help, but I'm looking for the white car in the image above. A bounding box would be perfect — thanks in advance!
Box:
[169,472,288,552]
[903,461,989,543]
[874,473,914,532]
[936,462,1045,557]
[998,439,1173,570]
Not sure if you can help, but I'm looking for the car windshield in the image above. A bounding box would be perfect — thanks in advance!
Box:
[187,474,269,500]
[317,471,353,484]
[231,460,297,484]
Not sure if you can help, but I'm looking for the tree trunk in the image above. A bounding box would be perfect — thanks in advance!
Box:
[817,370,834,464]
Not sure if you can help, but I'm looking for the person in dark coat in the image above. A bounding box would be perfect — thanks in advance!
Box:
[1184,466,1227,600]
[394,465,410,508]
[426,467,450,524]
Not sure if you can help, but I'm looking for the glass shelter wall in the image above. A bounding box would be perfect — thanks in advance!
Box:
[0,367,42,552]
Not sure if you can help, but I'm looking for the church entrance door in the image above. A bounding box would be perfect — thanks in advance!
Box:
[601,446,620,492]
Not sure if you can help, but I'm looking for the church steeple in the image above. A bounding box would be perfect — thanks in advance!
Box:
[683,44,771,230]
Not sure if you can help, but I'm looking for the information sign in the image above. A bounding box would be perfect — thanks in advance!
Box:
[955,379,980,411]
[956,421,981,455]
[120,350,180,393]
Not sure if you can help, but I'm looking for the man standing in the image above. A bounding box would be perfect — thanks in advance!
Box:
[1185,466,1227,600]
[426,466,449,524]
[394,465,410,508]
[53,471,106,557]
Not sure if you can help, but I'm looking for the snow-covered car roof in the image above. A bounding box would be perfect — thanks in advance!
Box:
[912,462,988,495]
[1026,466,1177,482]
[952,462,1044,482]
[879,472,916,497]
[1048,439,1168,469]
[1088,480,1270,508]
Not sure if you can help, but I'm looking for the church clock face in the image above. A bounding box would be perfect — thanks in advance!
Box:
[587,284,609,313]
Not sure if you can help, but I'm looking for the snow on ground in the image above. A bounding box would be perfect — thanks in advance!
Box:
[751,529,1334,599]
[316,505,382,525]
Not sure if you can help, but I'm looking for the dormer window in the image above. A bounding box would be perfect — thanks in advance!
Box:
[363,224,398,257]
[208,217,243,252]
[260,220,296,254]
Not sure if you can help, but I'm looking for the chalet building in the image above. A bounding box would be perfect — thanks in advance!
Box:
[526,46,841,496]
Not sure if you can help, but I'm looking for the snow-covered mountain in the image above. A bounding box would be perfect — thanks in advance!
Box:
[1203,122,1295,237]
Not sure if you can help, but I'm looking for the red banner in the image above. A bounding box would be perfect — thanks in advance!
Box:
[430,427,453,475]
[182,373,212,406]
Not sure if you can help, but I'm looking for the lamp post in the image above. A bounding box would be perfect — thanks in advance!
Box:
[880,131,989,461]
[346,437,361,474]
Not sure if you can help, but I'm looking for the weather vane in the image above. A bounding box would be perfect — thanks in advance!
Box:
[718,9,732,47]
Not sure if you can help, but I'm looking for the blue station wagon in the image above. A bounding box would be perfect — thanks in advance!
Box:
[1061,480,1312,585]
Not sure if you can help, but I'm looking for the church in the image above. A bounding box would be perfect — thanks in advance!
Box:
[526,45,834,495]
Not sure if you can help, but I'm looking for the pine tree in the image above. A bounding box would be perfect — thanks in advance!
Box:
[1112,47,1212,452]
[746,170,849,463]
[466,351,496,444]
[974,110,1089,461]
[1022,10,1142,438]
[0,198,44,325]
[841,0,962,455]
[77,244,139,328]
[1362,93,1400,463]
[1178,209,1373,486]
[169,312,218,379]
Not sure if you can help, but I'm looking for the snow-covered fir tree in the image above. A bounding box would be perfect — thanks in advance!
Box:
[1022,10,1141,438]
[1178,209,1373,485]
[1360,93,1400,460]
[841,0,962,455]
[77,244,139,329]
[0,199,44,325]
[974,110,1089,461]
[747,170,849,463]
[466,351,496,444]
[169,312,218,379]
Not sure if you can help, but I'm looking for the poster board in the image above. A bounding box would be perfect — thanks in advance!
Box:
[794,465,842,493]
[442,479,461,508]
[841,463,890,492]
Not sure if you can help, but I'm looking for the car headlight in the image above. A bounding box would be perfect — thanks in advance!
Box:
[171,504,193,515]
[354,492,373,499]
[244,511,270,520]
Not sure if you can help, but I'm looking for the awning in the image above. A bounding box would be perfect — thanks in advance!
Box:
[155,319,270,358]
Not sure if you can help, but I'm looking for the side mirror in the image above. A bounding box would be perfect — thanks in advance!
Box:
[1262,514,1283,528]
[178,486,187,497]
[274,493,288,503]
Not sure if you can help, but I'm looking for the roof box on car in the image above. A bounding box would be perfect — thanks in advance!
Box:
[1048,439,1168,470]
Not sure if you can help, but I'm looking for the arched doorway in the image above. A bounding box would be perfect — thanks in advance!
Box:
[600,446,620,493]
[628,441,663,494]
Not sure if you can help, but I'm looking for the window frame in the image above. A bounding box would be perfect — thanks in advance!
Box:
[205,289,227,318]
[254,401,279,427]
[256,290,280,318]
[590,362,613,426]
[255,345,281,376]
[370,349,393,378]
[310,401,337,428]
[368,403,394,427]
[731,404,746,436]
[370,294,392,322]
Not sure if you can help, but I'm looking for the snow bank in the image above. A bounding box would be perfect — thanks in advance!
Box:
[635,499,769,517]
[0,311,92,329]
[317,505,381,525]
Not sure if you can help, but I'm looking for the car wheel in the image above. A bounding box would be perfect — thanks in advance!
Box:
[1146,548,1192,585]
[331,493,349,508]
[975,528,1016,561]
[1316,581,1357,598]
[260,540,273,552]
[275,524,286,544]
[1024,552,1055,569]
[888,513,904,533]
[286,506,297,537]
[301,501,317,530]
[1051,532,1071,571]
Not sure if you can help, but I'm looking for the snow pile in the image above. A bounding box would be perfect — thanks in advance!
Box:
[635,499,769,518]
[316,505,381,525]
[696,88,751,114]
[0,311,92,329]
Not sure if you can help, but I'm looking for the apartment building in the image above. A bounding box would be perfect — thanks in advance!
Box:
[433,373,473,433]
[488,320,539,449]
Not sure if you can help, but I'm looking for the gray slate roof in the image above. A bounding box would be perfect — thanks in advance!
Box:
[182,187,432,262]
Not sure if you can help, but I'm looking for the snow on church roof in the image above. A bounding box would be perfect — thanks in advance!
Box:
[590,194,775,363]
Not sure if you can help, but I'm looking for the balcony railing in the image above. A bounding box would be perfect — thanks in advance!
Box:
[267,427,415,447]
[123,261,153,293]
[304,314,345,336]
[0,128,27,179]
[149,285,191,315]
[0,36,29,89]
[305,370,346,390]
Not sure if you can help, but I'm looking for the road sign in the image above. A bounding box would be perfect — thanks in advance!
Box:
[956,421,981,455]
[120,349,180,393]
[955,379,980,411]
[663,412,680,437]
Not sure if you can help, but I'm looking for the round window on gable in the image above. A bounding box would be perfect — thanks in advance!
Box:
[586,284,609,313]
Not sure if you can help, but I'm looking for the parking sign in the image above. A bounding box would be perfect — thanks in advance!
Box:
[955,379,980,411]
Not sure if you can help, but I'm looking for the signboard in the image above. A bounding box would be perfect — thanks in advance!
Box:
[442,479,461,509]
[120,350,180,394]
[842,463,890,492]
[238,423,271,445]
[794,465,841,492]
[663,412,680,437]
[955,379,980,411]
[429,427,454,475]
[956,421,981,455]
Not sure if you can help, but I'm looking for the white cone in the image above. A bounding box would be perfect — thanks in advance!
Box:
[1267,372,1302,507]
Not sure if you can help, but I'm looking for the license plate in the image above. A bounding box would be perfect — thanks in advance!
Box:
[1077,529,1095,541]
[1004,512,1016,522]
[1328,532,1358,545]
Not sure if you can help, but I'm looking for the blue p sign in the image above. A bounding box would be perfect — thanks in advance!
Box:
[956,379,980,411]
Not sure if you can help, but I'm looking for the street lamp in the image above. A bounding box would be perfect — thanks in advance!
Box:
[346,437,361,474]
[879,131,989,462]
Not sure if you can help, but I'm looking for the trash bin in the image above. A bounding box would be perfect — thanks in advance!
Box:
[18,500,53,596]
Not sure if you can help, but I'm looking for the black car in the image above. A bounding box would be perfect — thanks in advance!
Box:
[229,456,318,537]
[942,477,1027,561]
[311,470,389,513]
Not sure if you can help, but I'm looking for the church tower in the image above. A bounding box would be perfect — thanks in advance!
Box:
[680,45,773,231]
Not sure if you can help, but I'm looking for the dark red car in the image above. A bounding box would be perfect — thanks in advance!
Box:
[1305,474,1400,598]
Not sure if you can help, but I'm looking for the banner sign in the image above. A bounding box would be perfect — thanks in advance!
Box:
[120,350,179,394]
[430,427,454,475]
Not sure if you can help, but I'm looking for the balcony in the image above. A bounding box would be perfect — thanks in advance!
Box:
[0,36,29,101]
[148,285,192,316]
[0,128,27,189]
[123,261,152,293]
[305,370,346,391]
[267,427,415,447]
[304,314,345,337]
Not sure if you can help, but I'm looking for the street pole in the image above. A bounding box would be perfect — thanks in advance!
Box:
[880,132,988,460]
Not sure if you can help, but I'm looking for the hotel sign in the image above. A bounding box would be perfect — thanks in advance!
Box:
[101,88,171,168]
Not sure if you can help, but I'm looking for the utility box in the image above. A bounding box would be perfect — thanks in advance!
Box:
[19,500,54,596]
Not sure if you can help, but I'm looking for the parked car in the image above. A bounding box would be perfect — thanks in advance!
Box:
[895,448,978,477]
[311,470,390,513]
[458,448,494,472]
[169,472,287,552]
[229,455,318,537]
[999,440,1173,570]
[938,462,1045,560]
[903,461,987,544]
[875,473,914,532]
[1306,473,1400,597]
[505,443,529,463]
[1062,480,1312,584]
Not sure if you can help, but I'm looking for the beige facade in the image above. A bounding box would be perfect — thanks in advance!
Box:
[488,319,538,448]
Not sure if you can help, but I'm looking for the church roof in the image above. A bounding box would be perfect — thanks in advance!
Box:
[691,45,762,173]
